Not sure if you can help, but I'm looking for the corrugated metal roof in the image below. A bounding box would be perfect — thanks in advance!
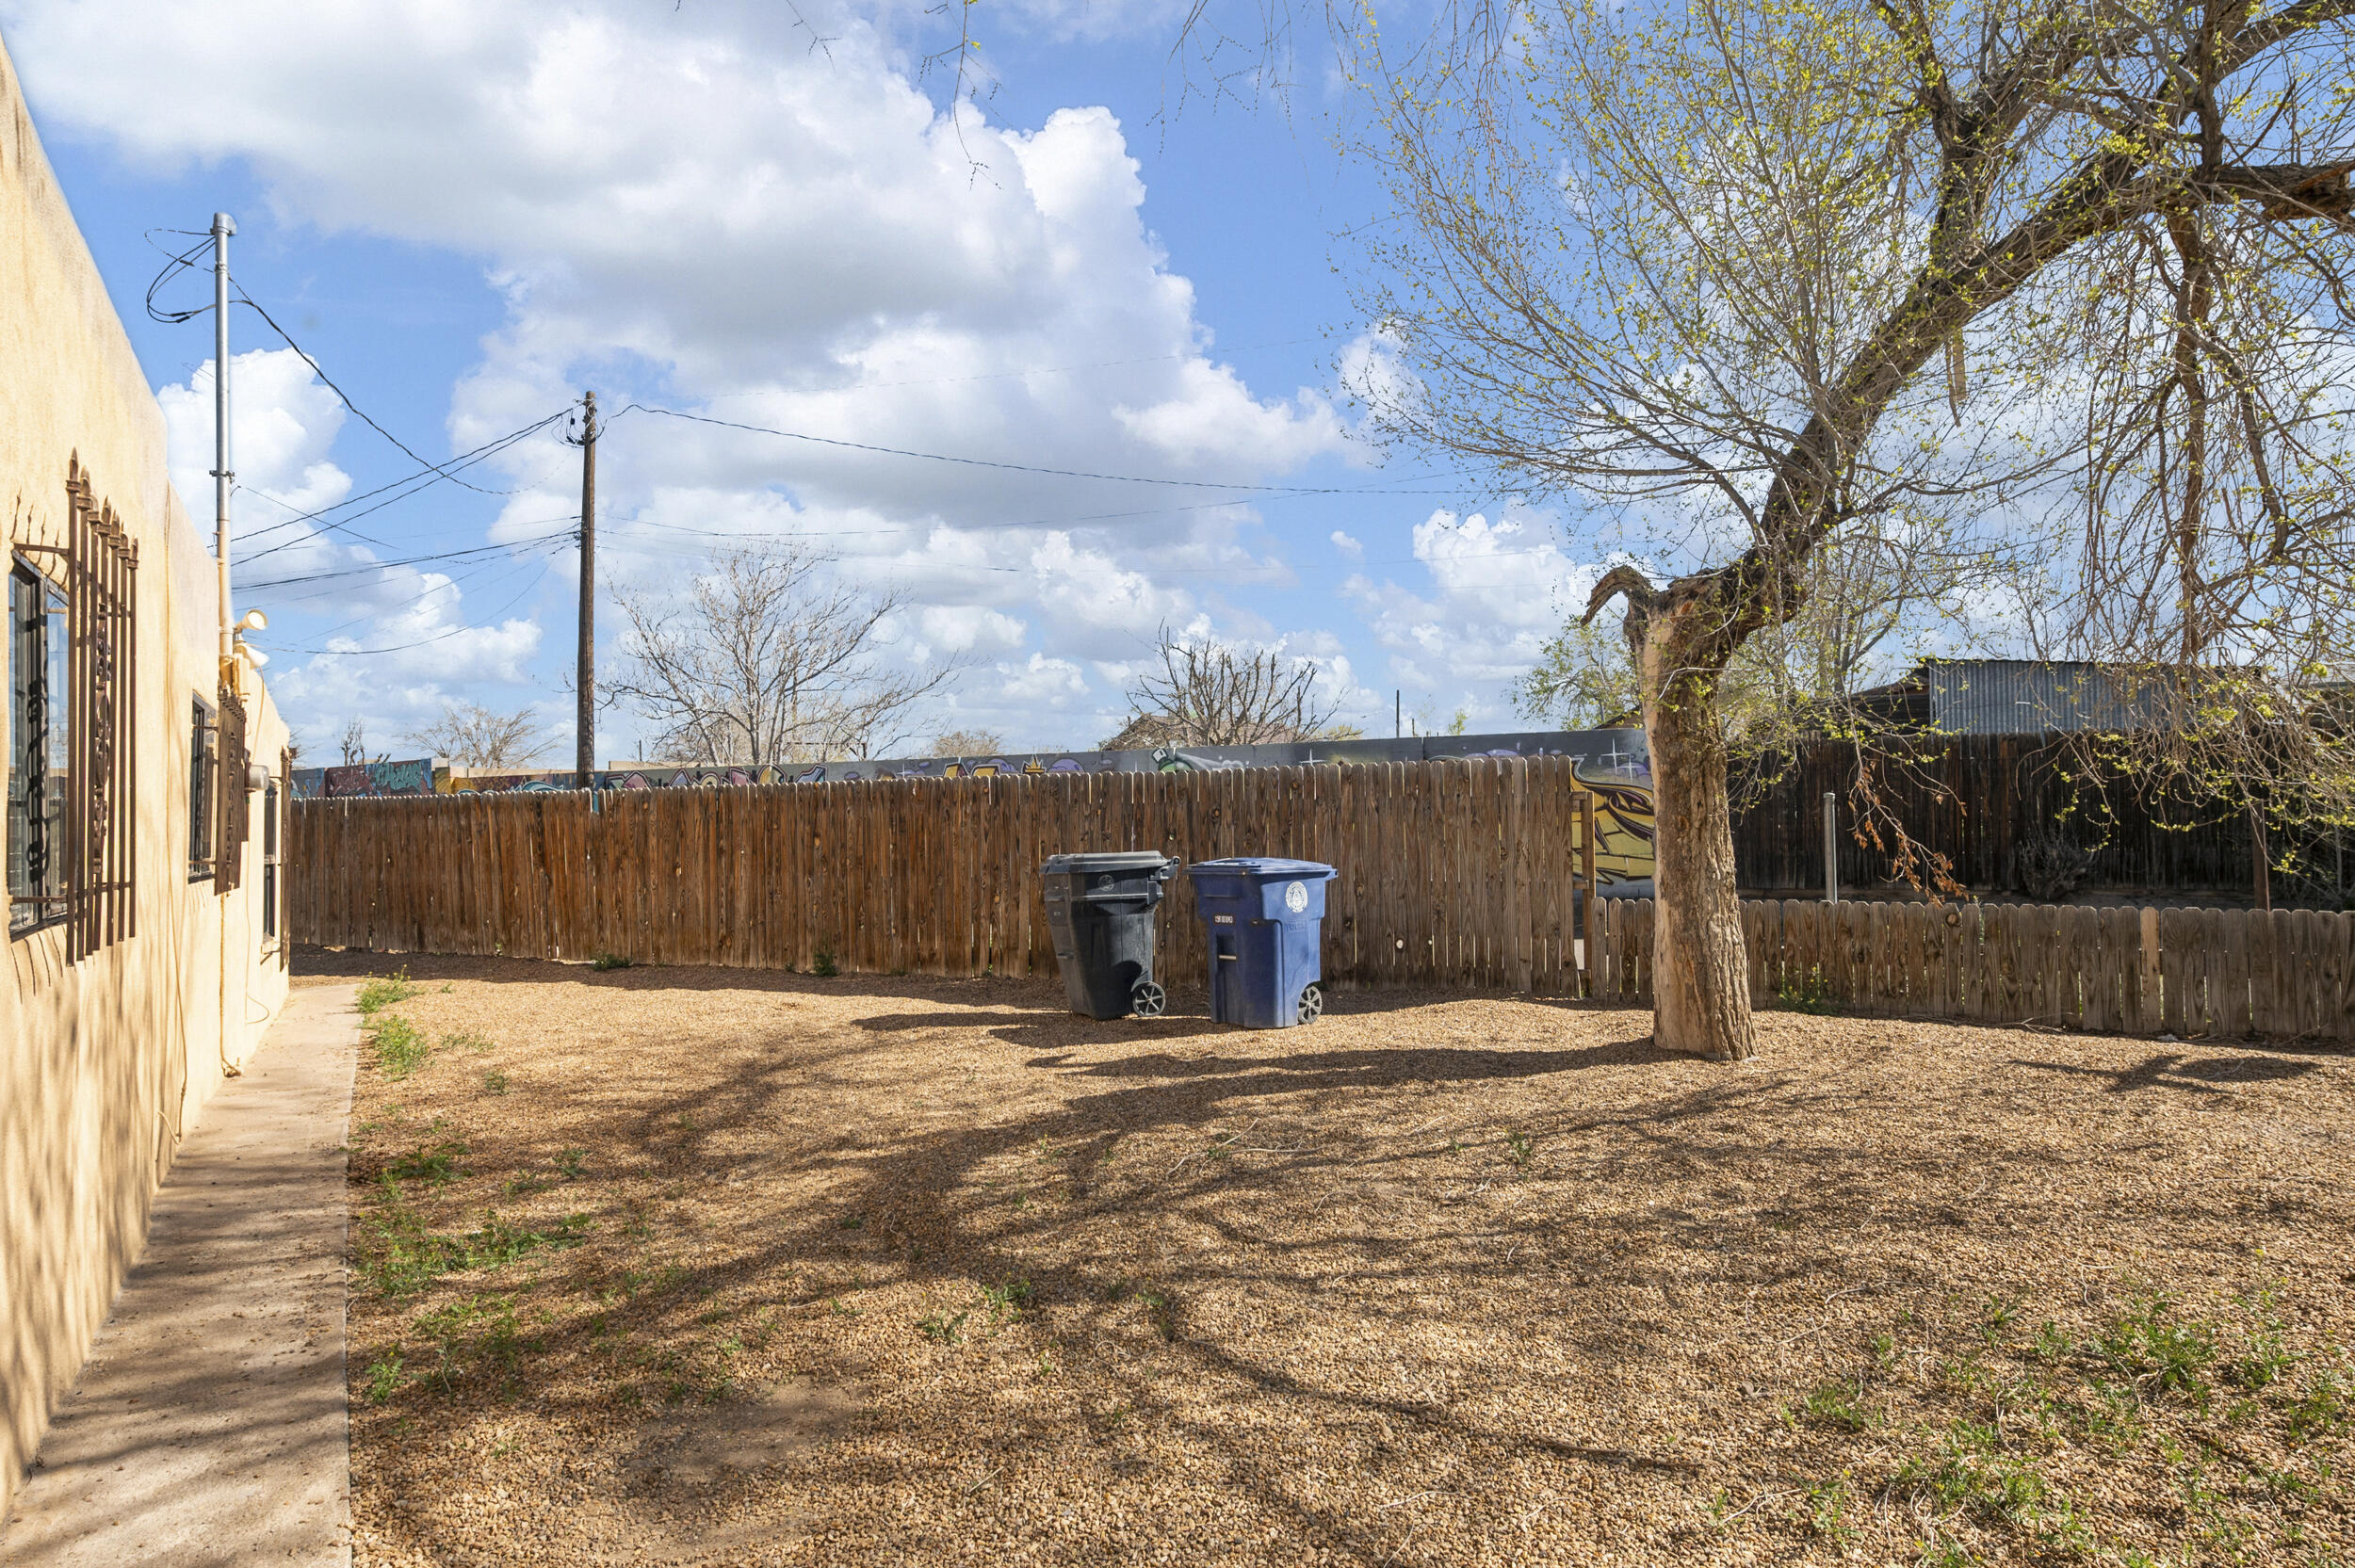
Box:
[1916,660,2167,735]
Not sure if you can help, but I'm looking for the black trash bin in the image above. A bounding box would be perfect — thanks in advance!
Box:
[1042,852,1178,1019]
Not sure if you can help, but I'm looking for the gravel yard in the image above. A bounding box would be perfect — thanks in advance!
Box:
[302,949,2355,1566]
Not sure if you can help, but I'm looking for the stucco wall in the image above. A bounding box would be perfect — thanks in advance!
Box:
[0,30,294,1520]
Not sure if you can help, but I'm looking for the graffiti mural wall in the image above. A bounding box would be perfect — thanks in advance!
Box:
[289,758,439,800]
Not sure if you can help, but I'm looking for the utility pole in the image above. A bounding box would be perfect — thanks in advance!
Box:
[1395,690,1402,739]
[576,392,598,789]
[212,212,236,664]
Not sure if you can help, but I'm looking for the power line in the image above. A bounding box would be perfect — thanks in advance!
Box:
[277,556,557,655]
[705,335,1323,396]
[233,287,520,497]
[142,232,215,325]
[236,410,575,563]
[257,545,556,630]
[609,403,1468,496]
[237,522,578,592]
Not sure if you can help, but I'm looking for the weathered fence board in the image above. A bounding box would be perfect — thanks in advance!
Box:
[1597,895,2352,1041]
[294,759,1611,995]
[292,760,2355,1041]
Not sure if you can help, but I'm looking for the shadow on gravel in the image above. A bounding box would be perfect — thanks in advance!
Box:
[2009,1050,2326,1092]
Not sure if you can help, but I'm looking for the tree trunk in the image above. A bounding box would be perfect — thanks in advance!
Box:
[1639,614,1759,1061]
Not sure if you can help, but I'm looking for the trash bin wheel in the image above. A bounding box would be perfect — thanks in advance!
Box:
[1131,980,1167,1019]
[1295,983,1324,1025]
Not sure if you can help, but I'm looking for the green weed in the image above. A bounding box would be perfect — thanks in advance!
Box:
[2287,1370,2352,1442]
[413,1294,524,1392]
[591,953,632,971]
[2229,1306,2304,1392]
[556,1148,587,1180]
[1137,1288,1178,1341]
[812,947,839,978]
[482,1070,510,1096]
[1893,1422,2051,1528]
[358,1204,591,1297]
[363,1348,405,1403]
[1775,967,1839,1014]
[357,969,418,1015]
[920,1309,970,1344]
[1504,1131,1535,1170]
[385,1140,466,1186]
[368,1014,431,1079]
[1793,1377,1879,1433]
[1978,1297,2022,1344]
[2097,1293,2218,1401]
[2075,1380,2147,1452]
[983,1278,1036,1323]
[1803,1475,1856,1545]
[445,1030,495,1054]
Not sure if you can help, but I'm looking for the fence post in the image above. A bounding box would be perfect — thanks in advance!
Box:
[1824,791,1839,905]
[1579,790,1598,997]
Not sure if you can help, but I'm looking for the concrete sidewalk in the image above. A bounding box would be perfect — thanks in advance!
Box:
[3,985,360,1568]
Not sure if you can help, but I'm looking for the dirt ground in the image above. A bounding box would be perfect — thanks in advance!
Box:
[299,948,2355,1567]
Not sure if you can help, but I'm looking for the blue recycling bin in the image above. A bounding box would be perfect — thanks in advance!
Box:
[1184,858,1339,1027]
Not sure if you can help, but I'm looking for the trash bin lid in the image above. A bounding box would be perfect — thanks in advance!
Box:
[1042,851,1174,875]
[1184,857,1336,880]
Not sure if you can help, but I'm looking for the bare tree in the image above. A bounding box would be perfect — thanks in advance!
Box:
[404,703,547,770]
[1109,625,1343,747]
[608,542,957,766]
[1352,0,2355,1059]
[338,718,384,767]
[930,727,1006,757]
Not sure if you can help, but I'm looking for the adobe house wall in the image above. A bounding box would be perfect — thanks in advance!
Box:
[0,30,296,1519]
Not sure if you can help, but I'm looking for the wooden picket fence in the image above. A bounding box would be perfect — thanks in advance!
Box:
[289,758,2355,1042]
[1590,897,2355,1041]
[289,758,1602,996]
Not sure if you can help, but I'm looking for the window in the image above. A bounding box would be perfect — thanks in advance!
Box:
[262,769,281,941]
[190,697,216,880]
[10,458,138,958]
[8,558,68,935]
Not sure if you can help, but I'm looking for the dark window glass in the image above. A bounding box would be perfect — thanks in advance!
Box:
[190,697,217,880]
[262,778,280,938]
[8,558,69,935]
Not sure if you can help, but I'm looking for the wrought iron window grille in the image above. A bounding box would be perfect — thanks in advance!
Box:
[11,457,138,960]
[190,696,217,881]
[218,683,249,895]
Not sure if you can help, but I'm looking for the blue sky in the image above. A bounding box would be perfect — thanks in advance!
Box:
[3,1,1600,763]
